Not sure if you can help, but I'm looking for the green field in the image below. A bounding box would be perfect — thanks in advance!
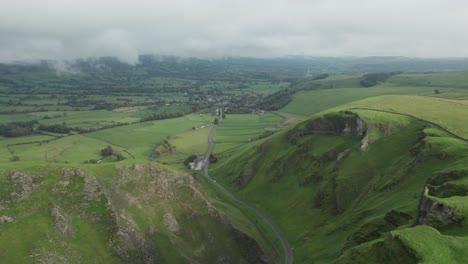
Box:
[282,72,468,117]
[0,114,214,163]
[3,68,468,263]
[214,113,285,155]
[155,126,212,166]
[341,95,468,138]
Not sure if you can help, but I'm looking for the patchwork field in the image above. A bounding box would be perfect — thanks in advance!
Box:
[214,113,285,155]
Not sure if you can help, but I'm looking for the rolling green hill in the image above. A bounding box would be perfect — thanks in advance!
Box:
[210,97,468,263]
[0,163,269,263]
[2,69,468,263]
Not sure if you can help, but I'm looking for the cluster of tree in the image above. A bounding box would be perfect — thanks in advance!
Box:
[63,97,118,110]
[258,130,276,139]
[209,154,217,163]
[256,88,296,111]
[360,72,400,87]
[184,154,198,168]
[101,145,125,161]
[312,73,329,80]
[0,120,37,137]
[38,124,70,134]
[141,109,194,122]
[74,122,130,134]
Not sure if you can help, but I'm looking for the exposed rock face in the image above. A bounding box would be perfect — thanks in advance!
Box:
[336,149,352,161]
[55,168,84,178]
[305,115,367,138]
[0,215,14,224]
[48,204,74,237]
[360,136,377,151]
[287,112,368,142]
[83,175,101,201]
[163,212,181,234]
[417,187,464,228]
[110,226,156,264]
[9,172,40,202]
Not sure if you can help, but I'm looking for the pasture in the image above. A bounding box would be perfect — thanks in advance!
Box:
[214,113,284,155]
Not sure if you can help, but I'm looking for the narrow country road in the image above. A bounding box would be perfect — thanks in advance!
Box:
[203,126,293,264]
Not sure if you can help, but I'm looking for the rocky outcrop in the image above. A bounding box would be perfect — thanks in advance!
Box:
[304,114,367,138]
[0,215,14,224]
[287,112,368,143]
[417,187,464,228]
[360,135,377,151]
[163,212,181,234]
[48,204,74,237]
[110,225,157,264]
[336,149,352,161]
[8,172,43,202]
[83,175,102,201]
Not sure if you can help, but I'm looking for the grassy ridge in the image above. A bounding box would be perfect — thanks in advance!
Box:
[0,163,266,263]
[214,113,284,155]
[282,72,468,117]
[210,104,468,263]
[342,95,468,138]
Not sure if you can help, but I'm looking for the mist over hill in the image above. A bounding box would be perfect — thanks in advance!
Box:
[3,56,468,82]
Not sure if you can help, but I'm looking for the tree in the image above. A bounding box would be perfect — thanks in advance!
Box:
[209,154,218,163]
[213,118,219,125]
[114,152,126,161]
[184,154,198,168]
[101,145,114,157]
[434,89,440,94]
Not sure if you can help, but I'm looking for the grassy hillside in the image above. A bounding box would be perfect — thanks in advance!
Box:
[282,73,468,116]
[342,95,468,138]
[0,162,270,263]
[210,102,468,263]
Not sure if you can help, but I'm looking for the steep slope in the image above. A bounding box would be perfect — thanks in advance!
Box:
[0,163,269,263]
[210,108,468,263]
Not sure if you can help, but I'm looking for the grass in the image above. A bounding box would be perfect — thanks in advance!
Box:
[281,84,443,116]
[0,113,214,163]
[0,162,269,263]
[388,72,468,90]
[199,174,285,263]
[2,71,468,263]
[282,72,468,117]
[156,126,212,165]
[210,106,468,263]
[83,114,213,160]
[342,95,468,138]
[393,226,468,264]
[213,113,284,155]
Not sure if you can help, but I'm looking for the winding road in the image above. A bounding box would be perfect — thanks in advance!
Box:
[203,127,293,264]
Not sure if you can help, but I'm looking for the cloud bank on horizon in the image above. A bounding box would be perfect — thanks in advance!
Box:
[1,0,467,64]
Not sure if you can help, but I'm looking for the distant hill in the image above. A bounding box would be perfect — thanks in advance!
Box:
[3,56,468,82]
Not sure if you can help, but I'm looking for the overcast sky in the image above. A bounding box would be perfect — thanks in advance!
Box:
[1,0,467,64]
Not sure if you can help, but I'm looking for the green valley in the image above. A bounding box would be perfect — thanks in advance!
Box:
[1,57,468,263]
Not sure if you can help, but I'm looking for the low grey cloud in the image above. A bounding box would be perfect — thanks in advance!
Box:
[1,0,467,64]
